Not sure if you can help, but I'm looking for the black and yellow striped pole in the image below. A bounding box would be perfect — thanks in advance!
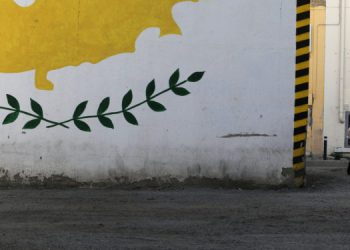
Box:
[294,0,310,187]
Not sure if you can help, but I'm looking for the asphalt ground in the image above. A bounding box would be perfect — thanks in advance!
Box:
[0,163,350,249]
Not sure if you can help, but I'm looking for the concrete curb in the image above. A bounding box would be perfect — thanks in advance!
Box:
[306,160,349,167]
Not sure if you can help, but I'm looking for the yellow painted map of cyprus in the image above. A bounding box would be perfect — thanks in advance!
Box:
[0,0,198,90]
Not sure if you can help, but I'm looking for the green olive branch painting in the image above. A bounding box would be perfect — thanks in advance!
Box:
[0,69,205,132]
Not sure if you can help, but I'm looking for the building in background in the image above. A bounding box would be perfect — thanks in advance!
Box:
[307,0,326,158]
[324,0,350,156]
[308,0,350,158]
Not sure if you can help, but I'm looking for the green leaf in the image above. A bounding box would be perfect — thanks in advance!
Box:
[30,99,43,117]
[146,80,156,99]
[23,119,41,129]
[73,101,88,118]
[148,101,166,112]
[98,116,114,129]
[74,119,91,132]
[172,87,190,96]
[169,69,180,88]
[6,94,20,110]
[188,71,205,82]
[3,112,19,125]
[123,111,138,126]
[97,97,110,115]
[122,90,133,110]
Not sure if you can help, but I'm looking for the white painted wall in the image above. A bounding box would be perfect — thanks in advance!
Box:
[324,0,350,152]
[0,0,295,184]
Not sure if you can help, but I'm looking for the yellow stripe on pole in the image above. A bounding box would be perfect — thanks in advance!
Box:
[294,119,308,128]
[297,4,310,14]
[297,19,310,28]
[294,133,307,143]
[297,47,310,56]
[297,33,310,42]
[295,90,309,99]
[296,61,310,71]
[296,75,309,85]
[293,162,305,171]
[295,104,308,114]
[294,147,306,157]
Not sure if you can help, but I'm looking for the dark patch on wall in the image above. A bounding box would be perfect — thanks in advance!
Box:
[219,133,277,138]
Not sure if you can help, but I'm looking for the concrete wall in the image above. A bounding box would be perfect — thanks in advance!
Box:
[324,0,350,153]
[0,0,296,185]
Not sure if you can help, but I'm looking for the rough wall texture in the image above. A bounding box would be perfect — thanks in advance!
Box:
[0,0,296,185]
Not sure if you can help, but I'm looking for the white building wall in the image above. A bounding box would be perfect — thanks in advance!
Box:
[324,0,350,152]
[0,0,296,184]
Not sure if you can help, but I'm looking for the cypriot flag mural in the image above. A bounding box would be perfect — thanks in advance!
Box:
[0,0,204,131]
[0,0,296,182]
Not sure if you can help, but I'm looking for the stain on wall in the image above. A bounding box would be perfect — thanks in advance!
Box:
[219,133,277,138]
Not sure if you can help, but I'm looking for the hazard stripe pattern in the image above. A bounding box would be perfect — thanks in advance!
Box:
[294,0,310,178]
